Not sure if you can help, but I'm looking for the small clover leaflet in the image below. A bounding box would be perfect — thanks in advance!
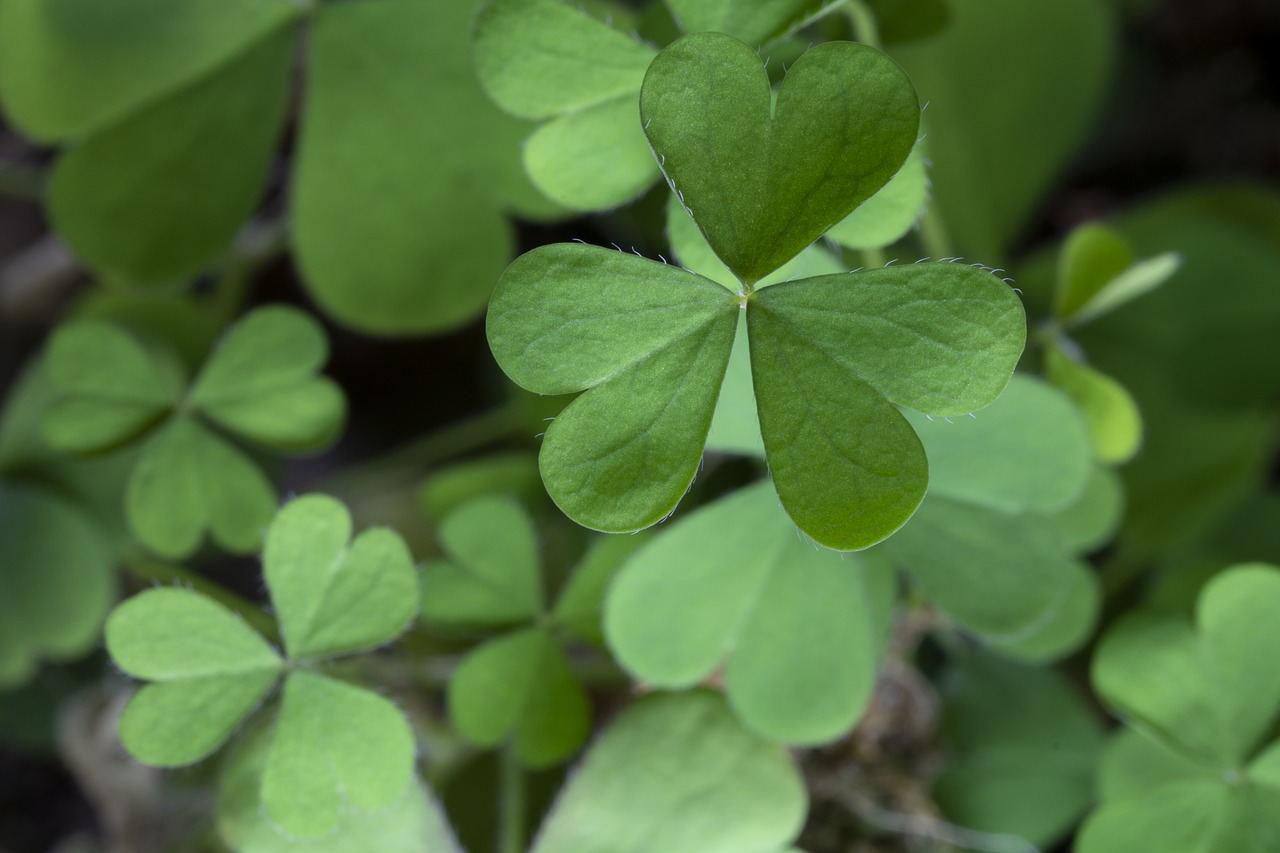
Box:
[1079,564,1280,852]
[420,495,647,767]
[105,494,419,839]
[43,305,344,559]
[488,34,1025,550]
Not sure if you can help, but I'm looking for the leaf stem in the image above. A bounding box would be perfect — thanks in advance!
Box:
[120,550,279,641]
[499,743,526,853]
[845,0,881,49]
[919,204,955,260]
[860,246,887,269]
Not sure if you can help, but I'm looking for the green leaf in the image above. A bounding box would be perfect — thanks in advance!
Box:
[419,452,543,521]
[0,0,300,141]
[1099,730,1211,800]
[1050,464,1126,554]
[421,496,543,626]
[934,654,1104,848]
[42,320,180,453]
[826,146,928,251]
[986,560,1101,663]
[190,306,345,453]
[487,244,738,532]
[883,497,1076,640]
[1076,779,1245,853]
[47,25,293,282]
[126,418,277,559]
[892,0,1116,258]
[606,483,892,744]
[1069,251,1182,327]
[261,671,416,838]
[641,32,919,284]
[0,484,114,687]
[1045,344,1142,463]
[217,722,462,853]
[904,375,1092,515]
[105,588,281,766]
[448,627,591,767]
[264,494,418,661]
[747,265,1025,549]
[293,0,521,335]
[1093,564,1280,765]
[531,691,806,853]
[475,0,656,120]
[553,532,652,645]
[1054,223,1133,321]
[663,0,832,45]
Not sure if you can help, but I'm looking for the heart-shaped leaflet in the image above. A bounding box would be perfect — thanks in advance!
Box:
[641,31,919,286]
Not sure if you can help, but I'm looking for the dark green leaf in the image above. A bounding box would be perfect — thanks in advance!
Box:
[663,0,833,45]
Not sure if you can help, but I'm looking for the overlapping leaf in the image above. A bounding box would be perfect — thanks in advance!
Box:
[531,691,807,853]
[1080,564,1280,851]
[106,494,419,838]
[43,306,344,558]
[0,0,550,335]
[605,482,895,744]
[420,496,613,766]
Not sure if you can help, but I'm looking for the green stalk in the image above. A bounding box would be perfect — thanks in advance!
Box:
[499,744,526,853]
[844,0,881,48]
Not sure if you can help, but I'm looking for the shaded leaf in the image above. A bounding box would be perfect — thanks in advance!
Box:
[553,531,652,646]
[1050,464,1126,554]
[826,146,928,251]
[1054,223,1133,321]
[664,0,832,45]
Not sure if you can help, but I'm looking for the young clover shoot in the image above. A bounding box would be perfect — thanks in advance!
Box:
[42,305,345,559]
[420,495,647,766]
[1040,221,1182,464]
[487,32,1025,551]
[1081,564,1280,852]
[105,494,420,839]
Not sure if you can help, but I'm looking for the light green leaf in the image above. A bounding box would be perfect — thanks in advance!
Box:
[892,0,1116,258]
[553,532,652,646]
[0,0,300,141]
[826,146,928,251]
[1094,564,1280,766]
[883,497,1076,640]
[106,588,281,766]
[421,496,543,626]
[531,691,806,853]
[1045,344,1142,463]
[986,560,1100,663]
[0,484,114,687]
[126,418,277,559]
[42,320,180,453]
[641,32,919,285]
[705,316,765,455]
[903,374,1093,515]
[294,0,519,335]
[418,452,543,521]
[934,654,1104,848]
[264,494,418,661]
[261,671,416,838]
[217,722,462,853]
[47,25,293,282]
[487,244,737,532]
[1076,780,1239,853]
[1054,223,1133,321]
[606,483,891,744]
[190,306,345,453]
[448,627,590,767]
[1099,729,1211,800]
[475,0,656,120]
[663,0,833,45]
[748,265,1025,549]
[522,95,660,209]
[1050,464,1126,554]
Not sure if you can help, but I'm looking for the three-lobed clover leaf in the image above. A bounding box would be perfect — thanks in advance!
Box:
[488,34,1025,550]
[1079,564,1280,852]
[0,0,552,335]
[43,305,344,558]
[106,494,419,838]
[605,481,895,745]
[420,496,644,767]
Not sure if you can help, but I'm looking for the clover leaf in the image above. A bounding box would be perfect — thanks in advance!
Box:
[0,484,115,687]
[605,481,895,744]
[106,494,419,838]
[421,496,620,767]
[1080,564,1280,852]
[43,305,345,558]
[0,0,549,335]
[531,691,807,853]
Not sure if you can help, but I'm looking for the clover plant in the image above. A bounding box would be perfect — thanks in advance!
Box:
[1,1,1278,851]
